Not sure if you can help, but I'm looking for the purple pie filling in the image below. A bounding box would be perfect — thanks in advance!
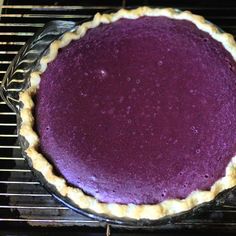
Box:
[36,16,236,204]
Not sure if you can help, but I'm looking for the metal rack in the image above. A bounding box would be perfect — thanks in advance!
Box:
[0,0,236,232]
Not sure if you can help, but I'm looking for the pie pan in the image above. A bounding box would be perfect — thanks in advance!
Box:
[0,11,235,228]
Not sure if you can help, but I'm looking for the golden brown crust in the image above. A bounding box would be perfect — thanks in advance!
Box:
[19,7,236,220]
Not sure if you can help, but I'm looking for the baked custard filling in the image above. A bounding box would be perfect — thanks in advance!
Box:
[35,16,236,205]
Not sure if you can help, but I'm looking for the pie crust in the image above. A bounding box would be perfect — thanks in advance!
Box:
[19,7,236,220]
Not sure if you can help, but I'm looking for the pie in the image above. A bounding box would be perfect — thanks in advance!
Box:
[19,7,236,220]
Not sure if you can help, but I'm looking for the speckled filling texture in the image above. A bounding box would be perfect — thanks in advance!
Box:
[36,16,236,204]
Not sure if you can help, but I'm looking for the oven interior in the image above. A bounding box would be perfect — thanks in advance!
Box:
[0,0,236,235]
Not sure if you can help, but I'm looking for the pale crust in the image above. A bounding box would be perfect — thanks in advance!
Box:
[19,7,236,220]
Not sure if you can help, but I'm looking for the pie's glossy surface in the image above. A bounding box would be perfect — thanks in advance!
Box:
[35,15,236,205]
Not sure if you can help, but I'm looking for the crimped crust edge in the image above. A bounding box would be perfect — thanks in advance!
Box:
[19,7,236,220]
